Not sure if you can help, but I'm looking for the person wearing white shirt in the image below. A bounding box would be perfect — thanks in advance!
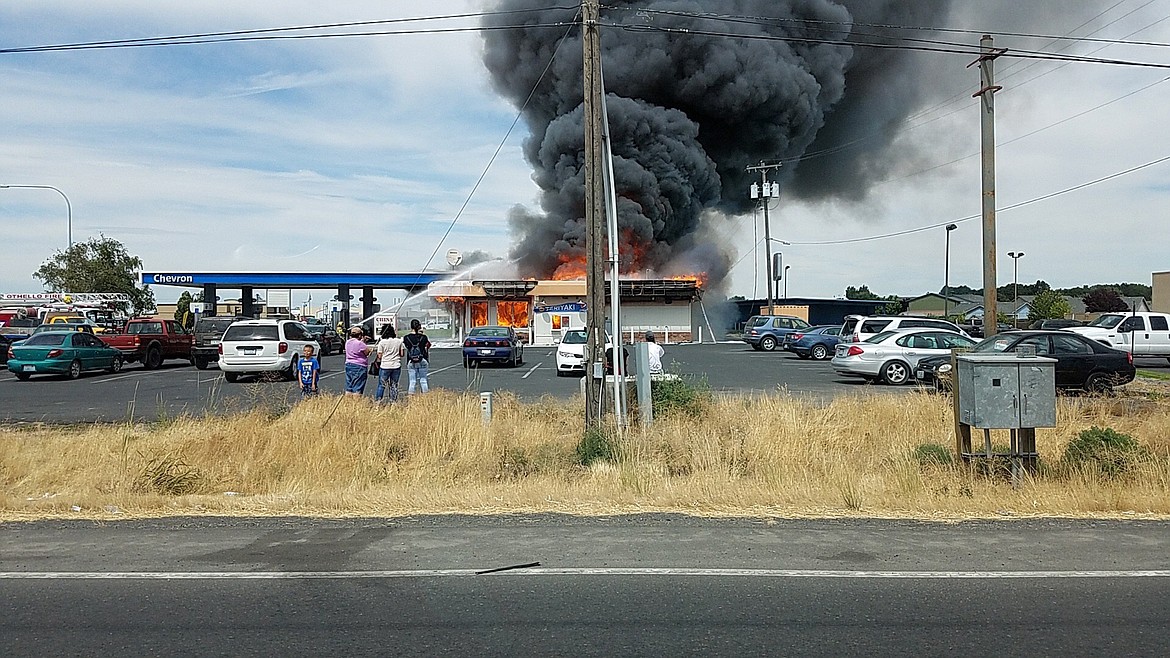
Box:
[645,330,665,374]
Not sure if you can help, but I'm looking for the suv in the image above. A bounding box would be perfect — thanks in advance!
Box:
[217,319,319,382]
[743,315,813,351]
[191,316,248,370]
[840,315,969,343]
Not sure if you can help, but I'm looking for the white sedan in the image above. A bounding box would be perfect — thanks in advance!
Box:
[830,328,977,385]
[555,329,616,377]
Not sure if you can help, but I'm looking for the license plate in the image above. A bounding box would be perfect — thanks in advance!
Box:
[479,349,493,355]
[23,364,35,372]
[242,348,258,355]
[915,370,925,379]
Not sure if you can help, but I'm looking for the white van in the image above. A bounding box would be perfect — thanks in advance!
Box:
[839,315,970,343]
[218,319,320,382]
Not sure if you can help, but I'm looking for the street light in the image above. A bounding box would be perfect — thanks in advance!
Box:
[783,264,791,299]
[0,184,72,249]
[1008,251,1025,327]
[943,224,958,318]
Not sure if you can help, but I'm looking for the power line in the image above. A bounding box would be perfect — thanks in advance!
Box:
[787,154,1170,246]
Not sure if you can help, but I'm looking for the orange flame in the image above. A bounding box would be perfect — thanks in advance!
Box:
[435,296,465,304]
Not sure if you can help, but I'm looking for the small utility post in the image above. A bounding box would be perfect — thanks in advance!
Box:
[747,162,782,314]
[974,35,1003,333]
[582,0,607,428]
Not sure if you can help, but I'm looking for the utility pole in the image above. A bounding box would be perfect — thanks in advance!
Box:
[582,0,607,428]
[974,35,1003,334]
[747,162,781,315]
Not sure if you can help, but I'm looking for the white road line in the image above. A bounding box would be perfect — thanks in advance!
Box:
[319,371,344,380]
[93,371,155,383]
[429,364,460,375]
[522,363,542,379]
[2,568,1169,580]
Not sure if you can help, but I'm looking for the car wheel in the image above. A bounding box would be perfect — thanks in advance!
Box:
[760,336,777,351]
[67,359,82,380]
[811,344,829,360]
[751,344,763,351]
[881,361,911,386]
[285,357,299,382]
[1085,372,1113,394]
[108,357,123,374]
[194,357,209,370]
[15,372,30,381]
[144,347,162,370]
[517,348,524,366]
[223,371,239,383]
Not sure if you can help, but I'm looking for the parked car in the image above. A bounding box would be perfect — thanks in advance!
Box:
[831,328,977,385]
[960,321,1013,339]
[743,315,812,351]
[840,315,969,343]
[0,334,10,365]
[463,325,524,368]
[7,331,124,380]
[786,325,842,360]
[1066,312,1170,360]
[100,318,194,369]
[1028,318,1084,330]
[217,319,319,382]
[936,331,1134,393]
[191,316,249,370]
[307,326,344,357]
[31,322,96,336]
[555,329,589,376]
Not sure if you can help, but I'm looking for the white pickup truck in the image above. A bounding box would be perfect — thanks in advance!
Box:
[1066,312,1170,361]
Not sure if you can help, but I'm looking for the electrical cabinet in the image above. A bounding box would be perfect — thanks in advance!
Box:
[956,353,1057,429]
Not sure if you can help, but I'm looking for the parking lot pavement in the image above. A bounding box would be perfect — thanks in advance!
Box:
[4,344,1166,424]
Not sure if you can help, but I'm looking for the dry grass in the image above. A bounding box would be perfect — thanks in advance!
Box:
[3,386,1170,522]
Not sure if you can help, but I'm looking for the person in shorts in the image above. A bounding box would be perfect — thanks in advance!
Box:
[298,344,319,397]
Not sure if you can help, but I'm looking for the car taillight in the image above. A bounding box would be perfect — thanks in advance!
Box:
[6,349,13,359]
[218,344,223,355]
[47,349,63,358]
[1127,352,1133,365]
[132,336,140,347]
[791,333,804,341]
[847,345,865,357]
[278,342,288,354]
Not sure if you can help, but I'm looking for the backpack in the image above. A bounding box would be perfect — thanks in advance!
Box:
[406,335,424,363]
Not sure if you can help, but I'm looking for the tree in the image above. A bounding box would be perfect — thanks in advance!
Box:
[174,291,195,329]
[846,285,902,315]
[33,235,155,315]
[1082,287,1128,313]
[845,285,882,301]
[1029,290,1071,321]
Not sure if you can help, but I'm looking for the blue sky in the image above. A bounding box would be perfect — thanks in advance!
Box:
[2,1,1169,307]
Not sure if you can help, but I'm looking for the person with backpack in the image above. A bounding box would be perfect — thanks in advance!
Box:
[403,318,432,394]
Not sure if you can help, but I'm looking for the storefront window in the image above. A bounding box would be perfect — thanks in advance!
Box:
[497,301,530,328]
[470,301,489,328]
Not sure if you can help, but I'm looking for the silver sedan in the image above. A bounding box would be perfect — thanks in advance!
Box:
[831,329,977,385]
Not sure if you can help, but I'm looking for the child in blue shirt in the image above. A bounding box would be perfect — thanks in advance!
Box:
[298,344,319,397]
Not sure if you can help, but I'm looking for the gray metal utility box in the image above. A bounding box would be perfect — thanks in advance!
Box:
[955,353,1057,429]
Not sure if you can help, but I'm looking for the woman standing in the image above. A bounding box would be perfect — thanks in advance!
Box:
[375,324,404,403]
[402,318,432,394]
[343,326,374,396]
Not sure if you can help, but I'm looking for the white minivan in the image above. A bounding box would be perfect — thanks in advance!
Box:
[218,319,320,382]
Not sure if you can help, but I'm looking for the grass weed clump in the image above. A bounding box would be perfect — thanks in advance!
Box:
[1061,426,1145,479]
[576,425,617,466]
[913,443,953,467]
[651,375,711,418]
[137,454,206,495]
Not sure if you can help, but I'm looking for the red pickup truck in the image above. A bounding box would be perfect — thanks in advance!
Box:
[101,318,194,369]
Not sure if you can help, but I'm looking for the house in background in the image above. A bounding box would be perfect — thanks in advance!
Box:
[904,292,1151,324]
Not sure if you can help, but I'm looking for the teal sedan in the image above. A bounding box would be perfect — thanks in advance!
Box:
[7,331,124,381]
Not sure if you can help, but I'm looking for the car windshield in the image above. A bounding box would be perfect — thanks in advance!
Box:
[865,331,897,344]
[222,324,279,341]
[972,335,1016,352]
[196,319,236,334]
[562,330,588,345]
[470,327,510,338]
[22,333,69,346]
[1086,314,1123,328]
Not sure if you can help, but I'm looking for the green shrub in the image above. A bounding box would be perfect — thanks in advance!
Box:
[651,375,711,418]
[913,443,953,466]
[576,425,616,466]
[1062,426,1145,479]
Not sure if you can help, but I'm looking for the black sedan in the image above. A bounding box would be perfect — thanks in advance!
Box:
[915,331,1135,393]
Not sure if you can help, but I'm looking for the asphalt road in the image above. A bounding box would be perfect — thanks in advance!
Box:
[4,516,1170,656]
[3,343,1167,424]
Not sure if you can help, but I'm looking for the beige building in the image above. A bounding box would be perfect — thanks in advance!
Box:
[1155,271,1170,313]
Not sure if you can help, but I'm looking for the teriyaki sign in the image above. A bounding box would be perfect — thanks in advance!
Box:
[534,302,587,314]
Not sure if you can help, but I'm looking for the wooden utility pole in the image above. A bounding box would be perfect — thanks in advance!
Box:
[974,35,1003,333]
[747,162,782,314]
[582,0,606,427]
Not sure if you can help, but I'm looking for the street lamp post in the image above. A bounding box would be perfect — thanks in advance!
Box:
[783,265,791,299]
[0,184,72,249]
[1008,251,1025,328]
[944,224,957,319]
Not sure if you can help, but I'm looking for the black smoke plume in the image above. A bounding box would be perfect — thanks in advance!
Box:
[482,1,953,285]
